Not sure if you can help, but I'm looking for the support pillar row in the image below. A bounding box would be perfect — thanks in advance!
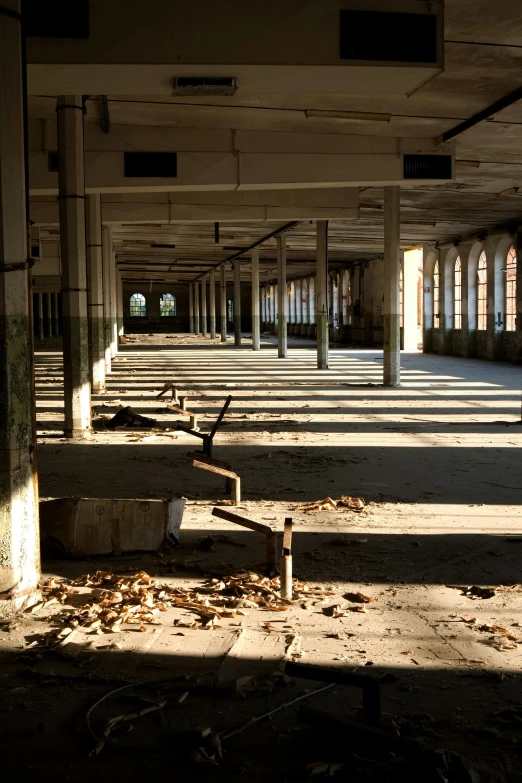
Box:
[188,282,194,333]
[220,264,227,342]
[277,236,287,358]
[57,95,91,437]
[316,221,329,369]
[0,0,40,610]
[234,260,242,346]
[383,186,401,387]
[209,268,216,339]
[251,247,260,351]
[194,281,200,334]
[86,194,105,391]
[201,275,207,336]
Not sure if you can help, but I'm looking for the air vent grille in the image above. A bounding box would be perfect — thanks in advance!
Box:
[124,152,178,178]
[404,155,452,180]
[172,77,237,97]
[340,10,438,64]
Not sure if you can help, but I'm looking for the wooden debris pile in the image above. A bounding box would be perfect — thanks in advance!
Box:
[297,496,365,513]
[29,569,334,647]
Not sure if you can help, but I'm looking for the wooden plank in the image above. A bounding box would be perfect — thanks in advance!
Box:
[193,459,237,479]
[186,452,232,470]
[212,506,271,535]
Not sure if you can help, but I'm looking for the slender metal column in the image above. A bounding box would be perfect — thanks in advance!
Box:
[220,264,227,342]
[86,194,105,390]
[383,186,401,386]
[201,274,208,335]
[37,292,44,338]
[316,220,329,369]
[110,246,118,357]
[102,225,112,373]
[0,0,40,609]
[117,270,124,337]
[188,282,194,333]
[234,259,242,346]
[194,281,200,334]
[209,267,216,339]
[251,247,260,350]
[53,292,59,334]
[57,95,91,437]
[46,293,53,337]
[277,235,287,358]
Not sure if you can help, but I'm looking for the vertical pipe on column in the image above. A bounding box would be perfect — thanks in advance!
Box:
[46,293,53,337]
[220,264,227,342]
[86,194,105,391]
[383,186,401,387]
[194,281,200,334]
[201,274,208,335]
[277,235,287,358]
[316,220,329,369]
[57,95,91,438]
[251,247,260,350]
[234,259,242,346]
[188,282,194,333]
[0,0,40,609]
[37,292,44,338]
[102,226,112,374]
[209,268,216,339]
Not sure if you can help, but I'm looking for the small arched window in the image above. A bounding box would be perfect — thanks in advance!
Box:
[160,293,176,317]
[506,246,517,331]
[477,252,487,330]
[433,261,440,327]
[454,257,462,329]
[130,293,146,317]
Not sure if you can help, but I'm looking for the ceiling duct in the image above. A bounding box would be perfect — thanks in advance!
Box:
[171,77,237,97]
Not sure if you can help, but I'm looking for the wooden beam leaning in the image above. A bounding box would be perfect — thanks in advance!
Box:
[212,506,277,574]
[166,403,197,430]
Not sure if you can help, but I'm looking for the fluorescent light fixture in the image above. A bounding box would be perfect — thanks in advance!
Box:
[305,109,392,123]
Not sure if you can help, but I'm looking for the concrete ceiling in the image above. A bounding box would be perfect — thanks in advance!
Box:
[28,0,522,284]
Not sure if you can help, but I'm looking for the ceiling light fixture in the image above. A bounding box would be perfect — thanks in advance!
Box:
[305,109,392,123]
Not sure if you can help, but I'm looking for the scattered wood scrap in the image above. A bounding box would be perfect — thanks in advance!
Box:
[298,496,365,513]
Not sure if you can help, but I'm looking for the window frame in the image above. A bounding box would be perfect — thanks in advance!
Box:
[160,292,176,317]
[505,246,516,331]
[477,252,487,330]
[129,292,146,317]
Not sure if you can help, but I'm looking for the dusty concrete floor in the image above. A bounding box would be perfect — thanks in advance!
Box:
[1,334,522,781]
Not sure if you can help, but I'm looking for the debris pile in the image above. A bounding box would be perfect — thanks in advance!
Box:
[298,496,365,513]
[30,569,334,647]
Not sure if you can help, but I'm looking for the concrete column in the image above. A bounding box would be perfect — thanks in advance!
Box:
[188,282,194,333]
[86,194,105,391]
[117,271,124,336]
[209,268,216,339]
[251,247,260,350]
[516,232,522,335]
[194,281,200,334]
[53,292,59,335]
[0,0,40,610]
[201,275,208,335]
[46,293,53,337]
[102,225,112,373]
[234,259,242,346]
[277,235,287,358]
[316,221,329,369]
[220,264,227,342]
[37,292,44,338]
[57,95,91,437]
[383,186,401,386]
[110,248,118,357]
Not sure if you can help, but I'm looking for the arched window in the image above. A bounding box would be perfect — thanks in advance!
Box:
[160,293,176,316]
[130,293,146,317]
[433,261,440,327]
[477,252,487,330]
[454,257,462,329]
[506,246,517,331]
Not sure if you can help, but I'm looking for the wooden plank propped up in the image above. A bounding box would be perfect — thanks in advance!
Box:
[212,507,276,573]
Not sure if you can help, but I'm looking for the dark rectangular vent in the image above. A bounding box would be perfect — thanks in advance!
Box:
[24,0,89,38]
[48,151,59,172]
[404,155,452,180]
[340,10,438,64]
[172,77,237,96]
[151,244,176,249]
[124,152,178,178]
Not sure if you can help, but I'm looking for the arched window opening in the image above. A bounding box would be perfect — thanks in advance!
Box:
[160,293,176,317]
[506,246,517,331]
[433,261,440,327]
[227,299,234,326]
[454,257,462,329]
[130,293,146,317]
[477,252,487,330]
